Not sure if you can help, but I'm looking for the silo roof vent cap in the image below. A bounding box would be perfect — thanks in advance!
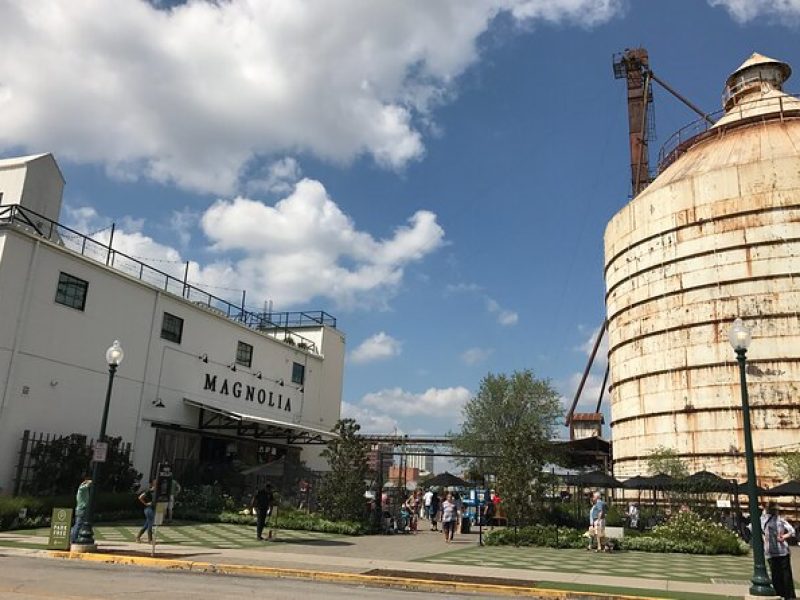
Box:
[723,52,791,110]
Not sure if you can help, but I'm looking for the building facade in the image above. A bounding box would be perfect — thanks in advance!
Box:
[0,154,345,495]
[605,54,800,484]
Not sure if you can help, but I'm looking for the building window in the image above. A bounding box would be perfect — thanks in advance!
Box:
[291,362,305,385]
[160,312,184,344]
[55,272,88,311]
[236,341,253,368]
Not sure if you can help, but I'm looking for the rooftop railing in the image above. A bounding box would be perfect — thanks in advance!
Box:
[657,91,800,174]
[0,204,336,354]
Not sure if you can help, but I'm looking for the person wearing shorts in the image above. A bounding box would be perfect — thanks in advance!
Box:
[589,491,608,552]
[441,493,457,543]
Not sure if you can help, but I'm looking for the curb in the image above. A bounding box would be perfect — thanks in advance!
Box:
[48,550,662,600]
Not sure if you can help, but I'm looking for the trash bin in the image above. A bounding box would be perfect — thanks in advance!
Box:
[460,519,471,534]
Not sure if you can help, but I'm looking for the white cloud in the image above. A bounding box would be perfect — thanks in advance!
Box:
[486,298,519,326]
[247,157,302,196]
[63,177,444,308]
[199,178,446,307]
[708,0,800,22]
[167,207,200,248]
[349,332,403,365]
[461,347,494,365]
[362,386,471,417]
[576,326,609,365]
[0,1,623,195]
[341,401,401,435]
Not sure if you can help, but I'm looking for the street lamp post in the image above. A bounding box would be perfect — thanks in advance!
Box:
[75,340,124,548]
[728,319,773,597]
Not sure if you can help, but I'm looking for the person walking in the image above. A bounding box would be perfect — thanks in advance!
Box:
[135,480,155,543]
[429,491,441,531]
[441,493,457,543]
[762,502,796,599]
[589,491,608,552]
[251,483,274,541]
[423,488,433,521]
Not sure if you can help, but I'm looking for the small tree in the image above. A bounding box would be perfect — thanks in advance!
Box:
[452,370,561,526]
[777,452,800,481]
[645,446,689,479]
[318,419,369,522]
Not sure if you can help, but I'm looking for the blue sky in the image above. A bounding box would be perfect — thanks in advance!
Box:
[2,0,799,440]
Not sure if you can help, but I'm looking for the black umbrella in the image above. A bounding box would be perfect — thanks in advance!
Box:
[647,473,676,490]
[425,471,469,489]
[681,470,734,493]
[622,475,652,490]
[570,470,624,488]
[765,480,800,496]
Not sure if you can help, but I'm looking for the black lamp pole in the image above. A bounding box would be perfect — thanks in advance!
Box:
[728,318,773,597]
[735,347,773,596]
[75,341,123,548]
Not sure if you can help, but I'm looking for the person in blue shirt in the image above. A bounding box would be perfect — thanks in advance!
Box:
[589,491,608,552]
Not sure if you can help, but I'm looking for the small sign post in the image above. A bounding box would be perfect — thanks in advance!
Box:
[92,442,108,463]
[48,508,73,550]
[152,462,173,557]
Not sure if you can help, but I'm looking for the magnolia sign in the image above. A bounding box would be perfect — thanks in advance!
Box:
[203,374,292,412]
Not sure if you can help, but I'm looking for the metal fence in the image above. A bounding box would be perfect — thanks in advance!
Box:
[0,204,336,353]
[13,429,132,496]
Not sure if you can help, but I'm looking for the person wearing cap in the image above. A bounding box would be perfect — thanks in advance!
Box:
[761,502,796,599]
[589,491,609,552]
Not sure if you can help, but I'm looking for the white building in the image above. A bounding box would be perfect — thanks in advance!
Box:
[0,153,345,495]
[404,448,434,475]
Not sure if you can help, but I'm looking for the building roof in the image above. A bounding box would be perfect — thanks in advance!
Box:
[0,152,65,183]
[726,52,791,86]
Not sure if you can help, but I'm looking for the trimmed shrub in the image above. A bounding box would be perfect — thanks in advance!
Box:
[175,507,366,536]
[0,492,140,530]
[485,524,600,549]
[621,511,748,555]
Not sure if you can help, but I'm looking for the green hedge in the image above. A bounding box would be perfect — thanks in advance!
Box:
[484,512,747,555]
[176,507,367,536]
[620,511,748,556]
[485,524,592,549]
[0,492,141,531]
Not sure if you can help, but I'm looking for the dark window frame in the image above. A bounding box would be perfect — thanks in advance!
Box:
[291,362,305,386]
[236,341,253,368]
[55,272,89,311]
[160,312,184,344]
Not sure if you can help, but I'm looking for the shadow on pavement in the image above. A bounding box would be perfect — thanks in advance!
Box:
[268,539,353,547]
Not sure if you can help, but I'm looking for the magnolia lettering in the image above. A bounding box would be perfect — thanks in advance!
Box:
[203,374,292,412]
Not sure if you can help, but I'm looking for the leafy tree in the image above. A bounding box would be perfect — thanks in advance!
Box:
[645,446,689,479]
[317,419,369,522]
[452,370,562,526]
[777,452,800,481]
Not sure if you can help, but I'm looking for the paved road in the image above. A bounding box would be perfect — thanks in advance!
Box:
[0,555,494,600]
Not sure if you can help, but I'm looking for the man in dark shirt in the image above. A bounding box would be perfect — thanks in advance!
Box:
[251,483,273,540]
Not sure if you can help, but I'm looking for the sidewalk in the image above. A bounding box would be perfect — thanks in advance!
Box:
[1,524,784,599]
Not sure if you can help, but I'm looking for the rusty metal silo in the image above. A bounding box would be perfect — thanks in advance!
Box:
[605,53,800,484]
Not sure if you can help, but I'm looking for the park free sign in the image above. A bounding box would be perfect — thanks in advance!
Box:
[48,507,73,550]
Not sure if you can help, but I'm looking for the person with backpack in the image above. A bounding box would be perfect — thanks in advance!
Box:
[251,483,274,541]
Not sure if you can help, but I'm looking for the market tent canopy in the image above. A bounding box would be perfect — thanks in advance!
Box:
[645,473,676,489]
[424,472,469,489]
[564,470,624,488]
[765,480,800,496]
[621,475,653,490]
[680,470,734,493]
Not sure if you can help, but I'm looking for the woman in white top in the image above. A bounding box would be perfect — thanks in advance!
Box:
[441,494,457,543]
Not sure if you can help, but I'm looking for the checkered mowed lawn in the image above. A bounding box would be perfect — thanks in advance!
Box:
[22,522,338,550]
[418,545,757,584]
